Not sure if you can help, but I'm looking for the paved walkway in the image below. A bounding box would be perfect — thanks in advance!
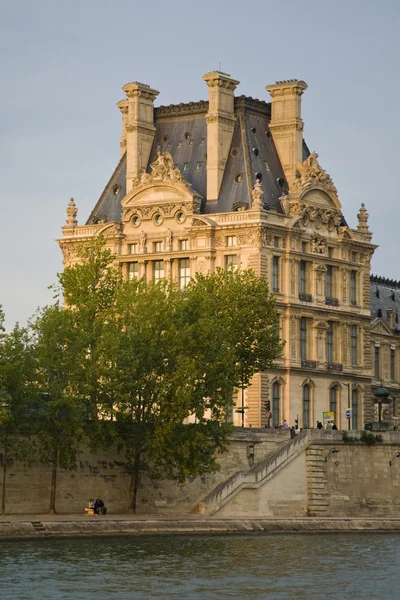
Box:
[1,514,400,540]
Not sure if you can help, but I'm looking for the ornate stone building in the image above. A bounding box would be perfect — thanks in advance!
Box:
[59,72,377,429]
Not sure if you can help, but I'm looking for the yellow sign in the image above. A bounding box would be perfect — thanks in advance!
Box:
[323,411,335,423]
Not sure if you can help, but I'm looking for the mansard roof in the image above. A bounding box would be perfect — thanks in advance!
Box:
[370,274,400,329]
[86,96,310,225]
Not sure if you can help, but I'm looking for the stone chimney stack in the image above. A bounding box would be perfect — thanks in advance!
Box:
[122,82,159,192]
[265,79,308,189]
[203,71,240,201]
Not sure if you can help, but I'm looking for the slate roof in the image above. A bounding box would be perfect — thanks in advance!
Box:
[370,275,400,329]
[86,96,307,224]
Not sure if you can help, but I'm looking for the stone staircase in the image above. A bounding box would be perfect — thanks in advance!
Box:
[199,430,310,516]
[306,447,330,516]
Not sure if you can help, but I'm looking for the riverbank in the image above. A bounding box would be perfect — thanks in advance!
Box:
[1,515,400,540]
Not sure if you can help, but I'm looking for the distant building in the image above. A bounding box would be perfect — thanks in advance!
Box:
[59,72,379,429]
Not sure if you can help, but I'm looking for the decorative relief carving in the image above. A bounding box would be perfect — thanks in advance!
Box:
[359,250,373,265]
[290,315,298,358]
[310,234,326,254]
[292,151,338,198]
[342,323,348,364]
[288,203,342,227]
[290,258,297,294]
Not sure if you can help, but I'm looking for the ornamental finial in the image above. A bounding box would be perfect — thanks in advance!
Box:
[357,203,369,233]
[252,178,264,210]
[66,197,78,227]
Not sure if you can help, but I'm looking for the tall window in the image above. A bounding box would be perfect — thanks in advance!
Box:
[154,241,163,253]
[303,384,310,429]
[180,239,189,251]
[374,345,380,378]
[326,321,334,363]
[129,243,138,255]
[272,256,279,292]
[299,261,306,294]
[350,270,357,305]
[352,388,358,430]
[330,386,338,423]
[391,348,396,381]
[128,262,139,280]
[226,236,237,247]
[225,255,237,271]
[272,382,280,428]
[179,259,190,289]
[326,266,333,298]
[300,317,307,361]
[153,260,164,282]
[351,325,358,365]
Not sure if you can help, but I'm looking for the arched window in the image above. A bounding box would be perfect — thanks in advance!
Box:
[330,386,338,424]
[272,382,280,427]
[352,388,358,430]
[303,384,310,429]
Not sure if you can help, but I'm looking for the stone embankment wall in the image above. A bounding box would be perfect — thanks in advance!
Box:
[3,429,400,517]
[0,429,287,515]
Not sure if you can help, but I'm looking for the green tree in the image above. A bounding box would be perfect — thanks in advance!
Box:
[32,304,86,514]
[0,314,36,515]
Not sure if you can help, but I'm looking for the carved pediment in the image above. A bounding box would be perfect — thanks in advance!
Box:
[121,152,203,224]
[371,318,394,336]
[289,152,341,210]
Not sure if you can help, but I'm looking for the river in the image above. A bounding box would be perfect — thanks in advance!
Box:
[0,533,398,599]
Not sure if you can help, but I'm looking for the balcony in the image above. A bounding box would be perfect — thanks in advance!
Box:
[326,297,339,307]
[327,362,343,372]
[299,293,312,303]
[301,360,317,369]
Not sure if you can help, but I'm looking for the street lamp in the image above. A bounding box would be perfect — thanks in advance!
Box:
[325,448,339,462]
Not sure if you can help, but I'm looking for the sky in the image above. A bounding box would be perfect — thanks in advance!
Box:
[1,0,399,329]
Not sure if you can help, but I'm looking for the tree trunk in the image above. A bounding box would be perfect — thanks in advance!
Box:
[1,447,7,516]
[129,450,141,514]
[48,449,58,515]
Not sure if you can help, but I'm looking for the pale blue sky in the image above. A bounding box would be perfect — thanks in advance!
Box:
[1,0,399,328]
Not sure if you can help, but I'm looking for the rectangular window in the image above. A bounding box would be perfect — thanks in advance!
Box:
[391,348,396,380]
[299,260,307,294]
[350,270,357,305]
[180,239,189,251]
[195,161,203,170]
[326,265,333,298]
[302,242,307,253]
[273,236,280,248]
[179,258,190,289]
[272,256,279,292]
[128,262,139,280]
[225,254,237,271]
[183,162,190,171]
[153,260,164,282]
[326,321,334,363]
[154,241,163,253]
[300,317,307,361]
[129,243,138,255]
[351,252,357,263]
[374,345,380,378]
[351,325,358,365]
[328,247,334,258]
[226,236,237,247]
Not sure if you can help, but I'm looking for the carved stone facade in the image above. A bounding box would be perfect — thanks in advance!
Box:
[58,72,381,430]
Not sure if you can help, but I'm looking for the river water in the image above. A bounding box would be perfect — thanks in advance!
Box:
[0,533,398,599]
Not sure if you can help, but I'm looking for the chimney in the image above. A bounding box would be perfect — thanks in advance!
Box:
[203,71,240,201]
[122,82,159,192]
[265,79,308,189]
